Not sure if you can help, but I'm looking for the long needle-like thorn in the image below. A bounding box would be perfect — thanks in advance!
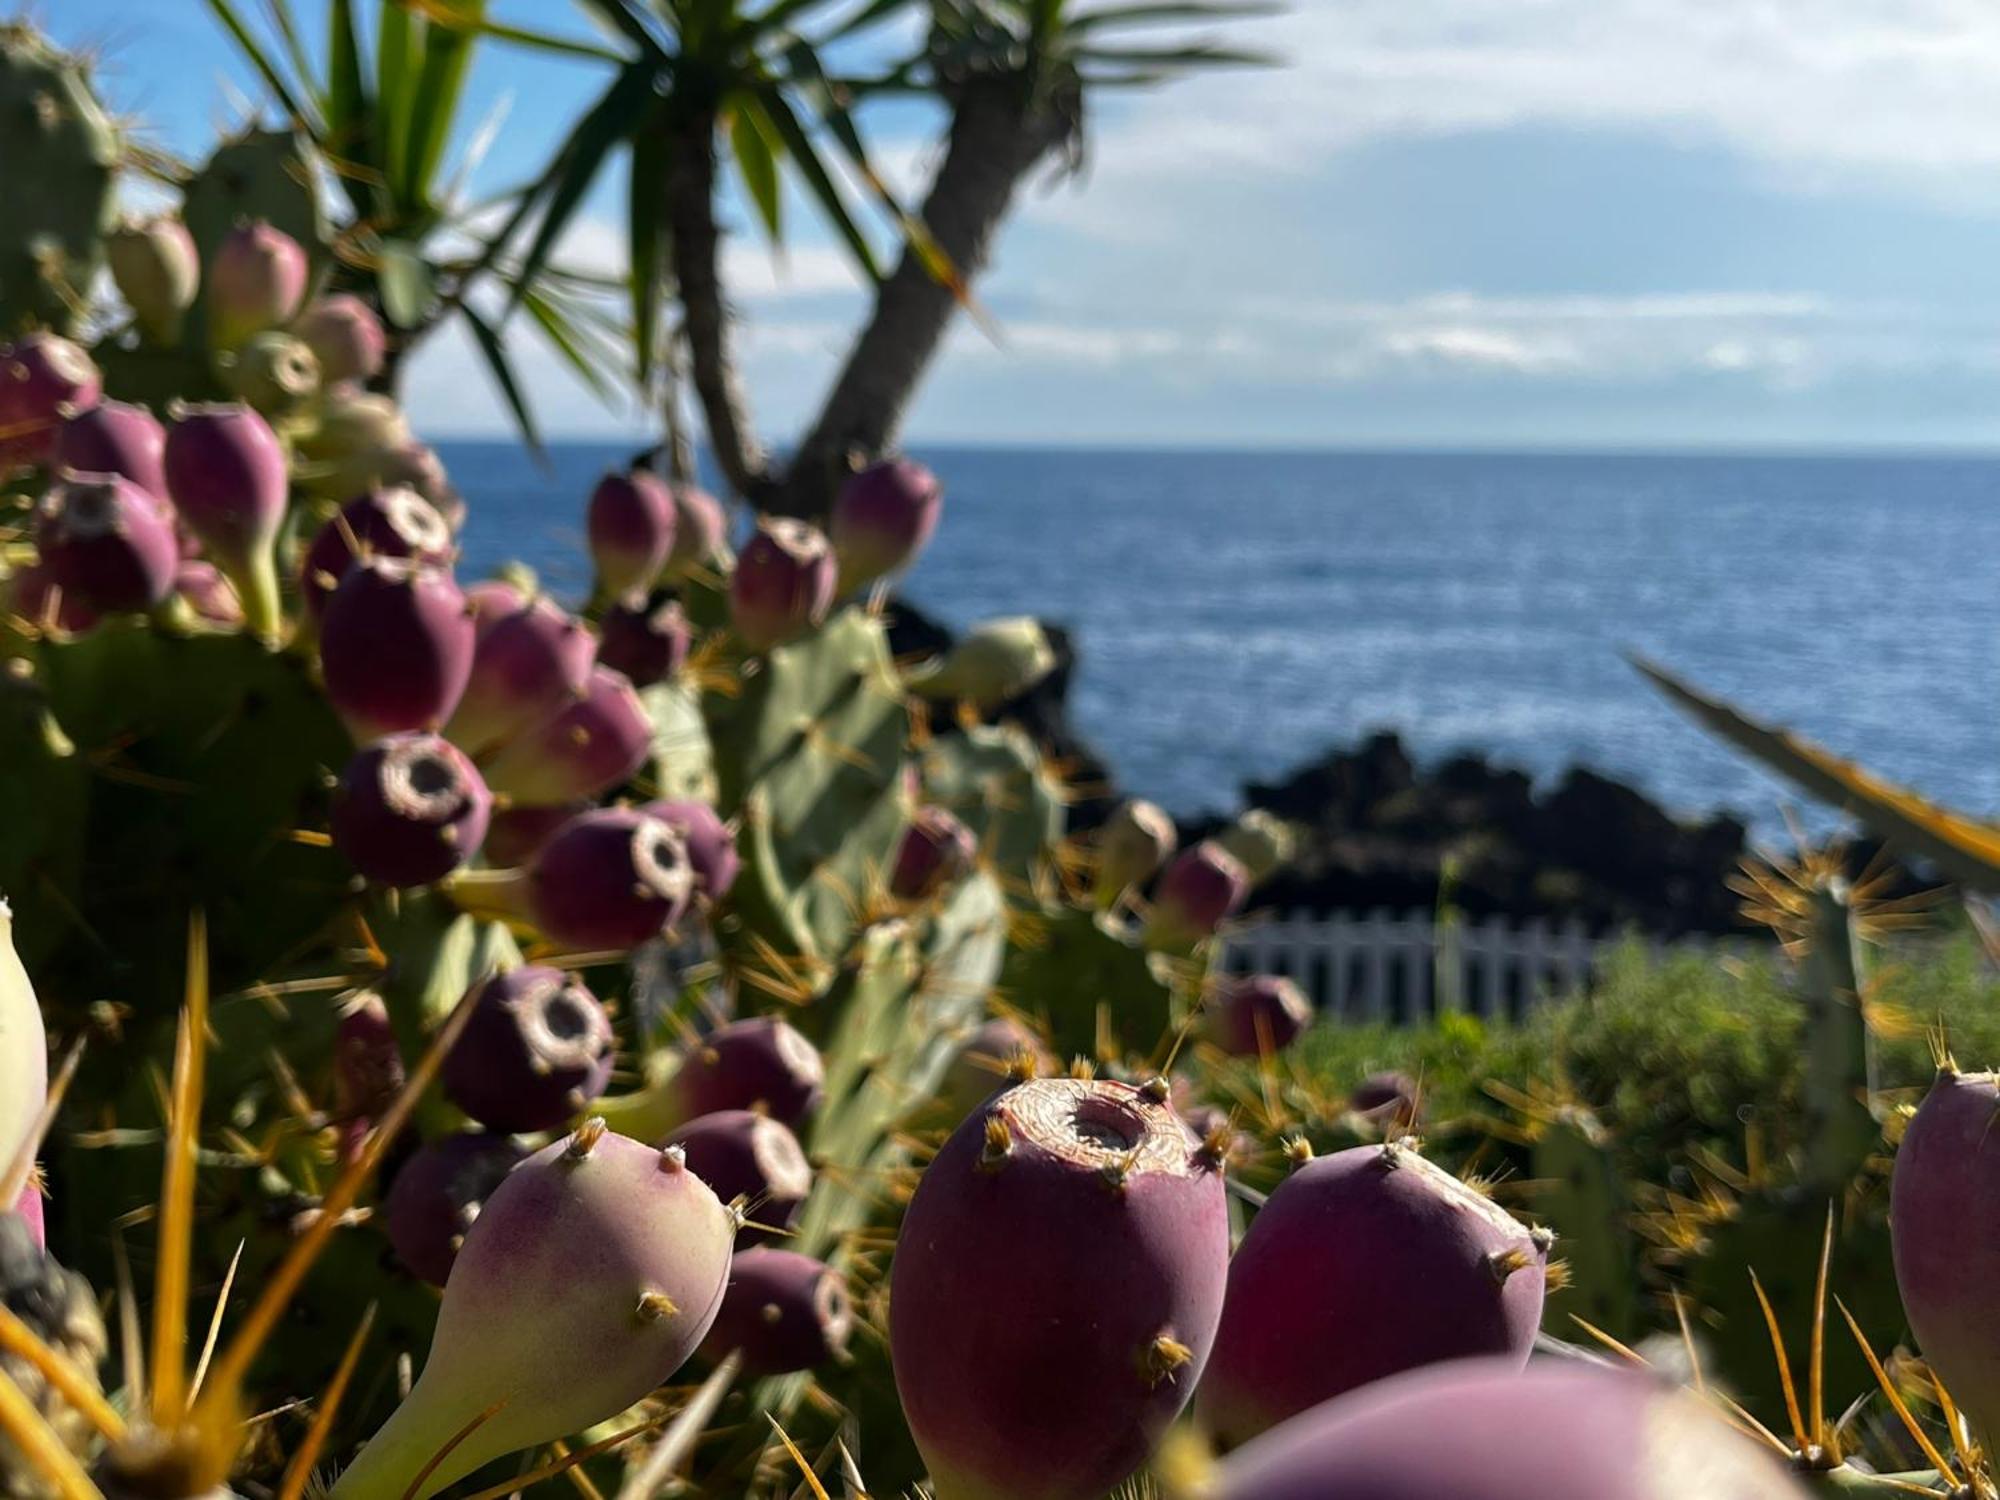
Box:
[768,1417,833,1500]
[1833,1297,1959,1483]
[151,909,209,1423]
[1749,1268,1809,1455]
[456,1416,666,1500]
[615,1352,741,1500]
[277,1303,377,1500]
[187,1238,243,1408]
[1810,1205,1834,1453]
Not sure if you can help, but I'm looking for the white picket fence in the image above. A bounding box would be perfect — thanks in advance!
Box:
[1219,909,1646,1024]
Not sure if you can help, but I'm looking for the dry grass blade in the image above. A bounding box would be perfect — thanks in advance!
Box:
[1748,1268,1809,1454]
[0,1303,125,1441]
[768,1417,833,1500]
[276,1303,377,1500]
[151,909,210,1424]
[456,1414,667,1500]
[0,1363,103,1500]
[615,1352,741,1500]
[0,1038,85,1208]
[1832,1297,1959,1483]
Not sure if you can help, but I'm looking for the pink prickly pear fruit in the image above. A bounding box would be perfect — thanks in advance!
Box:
[698,1248,853,1375]
[161,402,288,640]
[442,967,614,1134]
[478,665,651,807]
[300,486,456,621]
[333,993,405,1162]
[663,1109,811,1247]
[319,559,477,742]
[1144,841,1250,950]
[1,899,48,1198]
[0,334,101,473]
[587,469,676,599]
[665,485,726,577]
[294,293,388,385]
[596,596,691,689]
[1892,1065,2000,1453]
[465,577,528,636]
[729,519,836,651]
[35,474,180,614]
[208,219,309,350]
[1205,975,1311,1058]
[327,1123,736,1500]
[108,216,200,345]
[891,1077,1229,1500]
[1349,1071,1423,1131]
[1210,1359,1808,1500]
[890,807,978,901]
[12,1182,44,1251]
[481,802,585,869]
[598,1014,823,1142]
[1197,1140,1551,1448]
[175,561,243,626]
[526,807,694,951]
[4,563,98,635]
[638,800,739,902]
[52,400,168,499]
[831,457,942,594]
[381,1131,528,1287]
[331,733,492,888]
[1094,799,1177,907]
[444,597,597,757]
[938,1016,1053,1121]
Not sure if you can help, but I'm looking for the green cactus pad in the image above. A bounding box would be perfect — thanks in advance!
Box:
[1529,1106,1642,1340]
[919,723,1064,899]
[643,679,717,803]
[999,901,1189,1064]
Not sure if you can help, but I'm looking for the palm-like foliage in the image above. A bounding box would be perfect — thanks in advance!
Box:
[205,0,631,451]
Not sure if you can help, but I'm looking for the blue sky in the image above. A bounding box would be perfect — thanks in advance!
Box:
[43,1,2000,448]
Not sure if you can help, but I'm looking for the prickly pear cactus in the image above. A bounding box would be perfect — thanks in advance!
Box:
[1000,901,1191,1063]
[920,722,1064,898]
[642,678,717,802]
[0,24,118,338]
[1797,881,1879,1195]
[1529,1105,1641,1339]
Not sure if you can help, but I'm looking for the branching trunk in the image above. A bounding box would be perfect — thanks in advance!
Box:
[776,77,1075,518]
[665,111,772,502]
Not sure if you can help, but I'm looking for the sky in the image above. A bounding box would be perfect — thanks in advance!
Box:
[41,0,2000,449]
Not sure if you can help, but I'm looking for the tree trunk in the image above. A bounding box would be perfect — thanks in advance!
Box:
[777,76,1074,518]
[664,112,771,502]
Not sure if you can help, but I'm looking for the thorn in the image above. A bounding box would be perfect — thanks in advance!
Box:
[1137,1076,1170,1105]
[1485,1247,1536,1285]
[1099,1151,1136,1195]
[1194,1121,1232,1172]
[635,1291,679,1323]
[978,1116,1012,1174]
[1529,1225,1557,1255]
[1282,1135,1314,1169]
[566,1117,608,1161]
[1139,1334,1194,1389]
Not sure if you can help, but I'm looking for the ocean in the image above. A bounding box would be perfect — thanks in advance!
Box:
[439,443,2000,835]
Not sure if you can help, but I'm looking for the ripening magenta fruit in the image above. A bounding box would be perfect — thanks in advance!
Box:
[208,218,308,350]
[36,473,180,614]
[597,1015,823,1142]
[830,457,942,594]
[333,993,405,1161]
[382,1131,529,1287]
[699,1248,853,1375]
[525,807,693,951]
[328,1123,735,1500]
[442,967,615,1134]
[108,216,199,345]
[665,485,726,578]
[175,561,243,627]
[162,402,288,639]
[52,399,168,499]
[1094,798,1177,908]
[1204,975,1312,1058]
[4,563,98,636]
[1211,1359,1808,1500]
[664,1109,811,1246]
[331,733,492,887]
[1891,1065,2000,1453]
[1144,841,1250,950]
[0,334,101,473]
[1198,1140,1550,1448]
[477,664,650,806]
[465,577,529,636]
[587,469,676,600]
[481,802,584,869]
[1,899,46,1189]
[596,596,692,689]
[319,559,476,742]
[639,799,740,902]
[1349,1071,1423,1131]
[445,596,597,757]
[891,806,978,901]
[300,486,456,621]
[891,1077,1229,1500]
[295,293,388,385]
[729,518,836,651]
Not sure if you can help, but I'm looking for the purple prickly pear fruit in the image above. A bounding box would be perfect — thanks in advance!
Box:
[831,457,942,593]
[1205,975,1312,1058]
[698,1248,853,1375]
[108,216,200,345]
[729,519,836,651]
[1094,799,1177,907]
[300,486,456,621]
[939,1016,1053,1121]
[890,1076,1229,1500]
[161,402,288,640]
[12,1182,44,1251]
[294,293,388,385]
[596,596,691,689]
[52,400,168,499]
[35,474,180,614]
[4,564,98,635]
[1197,1140,1550,1448]
[444,597,597,757]
[223,331,321,423]
[1892,1066,2000,1452]
[663,1110,811,1246]
[482,802,585,869]
[442,967,614,1133]
[891,806,978,902]
[1144,841,1250,950]
[208,219,309,350]
[466,577,529,637]
[327,1123,736,1500]
[175,561,243,626]
[1349,1071,1423,1131]
[333,993,405,1162]
[638,799,739,902]
[331,733,492,887]
[587,469,676,599]
[381,1131,529,1287]
[598,1014,823,1141]
[478,665,651,807]
[665,485,726,577]
[0,334,101,473]
[526,807,693,951]
[319,559,476,742]
[1211,1360,1807,1500]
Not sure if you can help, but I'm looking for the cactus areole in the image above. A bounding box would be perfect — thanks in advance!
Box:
[330,1125,735,1500]
[890,1077,1230,1500]
[1198,1140,1550,1447]
[1891,1066,2000,1453]
[1213,1359,1809,1500]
